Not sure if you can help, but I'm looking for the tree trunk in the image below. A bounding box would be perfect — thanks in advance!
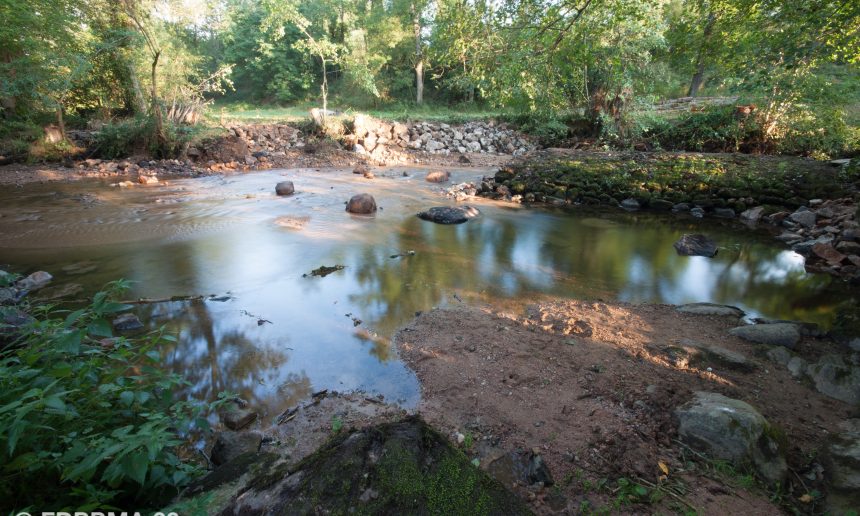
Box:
[415,61,424,105]
[688,63,706,97]
[151,50,165,148]
[412,2,424,105]
[56,106,66,139]
[321,54,328,127]
[688,12,716,98]
[128,62,147,114]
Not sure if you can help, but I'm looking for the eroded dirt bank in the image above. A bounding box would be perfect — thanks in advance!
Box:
[395,299,858,514]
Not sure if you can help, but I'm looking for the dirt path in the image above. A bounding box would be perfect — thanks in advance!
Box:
[396,299,852,514]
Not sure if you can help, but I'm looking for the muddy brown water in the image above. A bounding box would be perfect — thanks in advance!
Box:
[0,167,853,416]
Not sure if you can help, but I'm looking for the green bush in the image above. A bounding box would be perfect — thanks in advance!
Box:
[93,116,199,159]
[0,279,227,510]
[653,105,765,153]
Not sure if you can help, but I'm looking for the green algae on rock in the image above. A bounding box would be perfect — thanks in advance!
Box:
[176,416,532,515]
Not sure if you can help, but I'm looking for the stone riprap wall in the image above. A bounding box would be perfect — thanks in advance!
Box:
[350,114,536,163]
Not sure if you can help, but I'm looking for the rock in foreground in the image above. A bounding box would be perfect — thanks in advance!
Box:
[676,391,787,485]
[417,206,480,225]
[275,181,295,196]
[729,323,801,349]
[425,170,450,183]
[202,416,531,515]
[346,193,377,214]
[673,234,718,257]
[676,302,744,318]
[825,419,860,512]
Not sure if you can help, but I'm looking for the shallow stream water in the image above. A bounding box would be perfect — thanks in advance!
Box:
[0,167,852,414]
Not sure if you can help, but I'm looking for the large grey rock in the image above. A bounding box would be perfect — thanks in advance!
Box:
[740,206,766,223]
[678,339,754,372]
[654,340,753,372]
[676,303,744,318]
[620,198,640,211]
[824,419,860,512]
[806,354,860,404]
[210,431,263,466]
[787,356,807,379]
[417,206,480,225]
[222,406,258,431]
[346,193,377,215]
[676,392,787,485]
[0,287,17,305]
[729,323,800,349]
[789,210,816,228]
[275,181,295,196]
[765,346,793,366]
[673,234,717,257]
[16,271,52,292]
[792,235,834,255]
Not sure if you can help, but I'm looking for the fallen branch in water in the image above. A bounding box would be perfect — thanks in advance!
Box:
[122,295,204,304]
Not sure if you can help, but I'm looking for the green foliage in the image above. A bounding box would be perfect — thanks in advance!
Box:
[331,415,344,433]
[654,105,764,152]
[612,477,651,507]
[93,115,201,159]
[0,280,227,510]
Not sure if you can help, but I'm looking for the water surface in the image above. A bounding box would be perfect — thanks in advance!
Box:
[0,167,851,415]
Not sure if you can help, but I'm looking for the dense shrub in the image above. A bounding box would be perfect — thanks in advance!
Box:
[0,279,227,510]
[649,105,766,153]
[93,116,199,159]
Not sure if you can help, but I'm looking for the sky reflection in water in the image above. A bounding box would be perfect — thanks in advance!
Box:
[0,168,850,414]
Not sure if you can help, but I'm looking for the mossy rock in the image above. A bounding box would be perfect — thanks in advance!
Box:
[510,182,526,194]
[651,199,674,211]
[213,416,532,515]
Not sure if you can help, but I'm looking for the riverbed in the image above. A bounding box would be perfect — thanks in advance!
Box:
[0,167,852,417]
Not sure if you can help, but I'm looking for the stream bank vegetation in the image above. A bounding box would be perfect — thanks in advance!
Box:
[1,0,858,164]
[0,277,227,511]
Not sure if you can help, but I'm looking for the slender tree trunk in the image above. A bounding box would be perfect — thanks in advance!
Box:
[688,63,706,97]
[128,62,147,114]
[412,2,424,105]
[321,54,328,126]
[56,106,66,139]
[688,12,716,97]
[415,61,424,104]
[151,50,165,147]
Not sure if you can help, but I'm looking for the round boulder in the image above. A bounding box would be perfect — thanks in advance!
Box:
[676,391,787,485]
[275,181,295,196]
[674,234,717,257]
[425,170,450,183]
[417,206,480,225]
[346,193,377,215]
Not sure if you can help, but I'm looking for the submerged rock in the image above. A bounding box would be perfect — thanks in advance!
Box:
[673,234,718,257]
[112,313,144,332]
[346,193,377,214]
[676,391,787,485]
[425,170,451,183]
[417,206,480,225]
[729,323,801,349]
